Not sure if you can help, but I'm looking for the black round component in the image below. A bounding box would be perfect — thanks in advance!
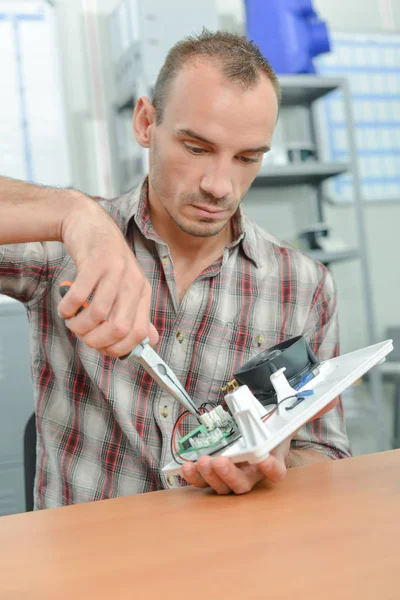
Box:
[233,336,319,406]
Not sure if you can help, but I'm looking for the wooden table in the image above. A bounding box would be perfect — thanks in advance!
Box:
[1,451,400,599]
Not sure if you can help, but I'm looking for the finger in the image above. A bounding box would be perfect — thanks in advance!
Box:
[100,281,157,357]
[311,397,339,420]
[195,456,232,495]
[181,461,208,488]
[80,281,139,350]
[257,454,287,484]
[148,323,159,348]
[58,268,101,319]
[212,456,263,494]
[64,271,124,337]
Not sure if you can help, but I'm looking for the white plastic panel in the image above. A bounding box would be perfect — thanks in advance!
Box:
[163,340,393,476]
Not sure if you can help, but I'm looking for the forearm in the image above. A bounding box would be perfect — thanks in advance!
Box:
[0,176,91,245]
[286,448,333,468]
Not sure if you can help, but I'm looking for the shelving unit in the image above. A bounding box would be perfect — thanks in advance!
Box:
[252,162,349,187]
[249,75,384,446]
[306,249,359,264]
[274,75,343,106]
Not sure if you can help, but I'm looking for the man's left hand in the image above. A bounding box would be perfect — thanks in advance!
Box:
[181,399,338,494]
[181,437,291,495]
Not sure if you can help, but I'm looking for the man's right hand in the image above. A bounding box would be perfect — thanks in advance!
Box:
[57,196,158,357]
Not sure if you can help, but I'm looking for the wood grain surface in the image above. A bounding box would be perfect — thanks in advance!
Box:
[1,450,400,599]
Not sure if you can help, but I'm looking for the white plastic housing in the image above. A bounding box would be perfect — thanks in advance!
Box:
[163,340,393,477]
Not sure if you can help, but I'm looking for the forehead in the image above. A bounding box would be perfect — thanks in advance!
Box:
[162,61,278,146]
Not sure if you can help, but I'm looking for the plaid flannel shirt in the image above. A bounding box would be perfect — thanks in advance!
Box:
[0,179,351,509]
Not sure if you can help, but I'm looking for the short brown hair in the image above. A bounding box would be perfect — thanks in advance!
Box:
[152,29,281,124]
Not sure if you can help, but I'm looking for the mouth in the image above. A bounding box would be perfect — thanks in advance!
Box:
[191,205,227,219]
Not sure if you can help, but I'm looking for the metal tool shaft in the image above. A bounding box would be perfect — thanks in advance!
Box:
[130,340,201,418]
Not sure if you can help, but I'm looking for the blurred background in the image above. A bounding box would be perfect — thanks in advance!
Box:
[1,0,400,515]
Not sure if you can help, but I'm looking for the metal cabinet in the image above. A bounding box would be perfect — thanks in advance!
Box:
[0,297,34,515]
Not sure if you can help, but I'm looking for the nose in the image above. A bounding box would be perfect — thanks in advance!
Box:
[200,159,233,200]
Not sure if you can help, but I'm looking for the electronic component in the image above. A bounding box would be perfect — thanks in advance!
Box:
[178,425,207,452]
[232,335,320,406]
[164,339,394,475]
[171,336,321,463]
[198,405,233,429]
[175,406,238,458]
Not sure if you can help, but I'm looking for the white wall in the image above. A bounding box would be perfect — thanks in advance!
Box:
[315,0,397,31]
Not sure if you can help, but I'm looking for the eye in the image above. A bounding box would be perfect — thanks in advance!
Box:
[238,155,259,165]
[184,144,207,155]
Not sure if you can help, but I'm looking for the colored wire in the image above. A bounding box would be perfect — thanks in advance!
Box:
[170,395,306,465]
[170,410,198,464]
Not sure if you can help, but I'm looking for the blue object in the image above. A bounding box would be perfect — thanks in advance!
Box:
[244,0,331,74]
[296,389,314,397]
[294,372,314,390]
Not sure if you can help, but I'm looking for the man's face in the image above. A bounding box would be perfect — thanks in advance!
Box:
[143,62,278,238]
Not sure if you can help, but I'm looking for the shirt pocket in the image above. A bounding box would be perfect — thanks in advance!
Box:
[207,323,281,404]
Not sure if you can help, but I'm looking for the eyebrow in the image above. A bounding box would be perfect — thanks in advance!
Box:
[176,128,270,154]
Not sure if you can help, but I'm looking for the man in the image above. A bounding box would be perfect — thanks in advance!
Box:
[0,31,350,509]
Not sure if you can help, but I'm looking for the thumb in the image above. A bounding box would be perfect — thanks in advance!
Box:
[258,454,287,483]
[148,323,159,347]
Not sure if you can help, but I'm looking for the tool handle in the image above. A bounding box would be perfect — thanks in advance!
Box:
[59,281,133,360]
[59,281,89,315]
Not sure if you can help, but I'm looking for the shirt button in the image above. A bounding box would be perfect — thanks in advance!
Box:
[161,255,169,265]
[160,405,169,418]
[176,331,185,343]
[167,476,175,486]
[256,334,264,346]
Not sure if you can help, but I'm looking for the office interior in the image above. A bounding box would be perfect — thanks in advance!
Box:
[1,0,400,518]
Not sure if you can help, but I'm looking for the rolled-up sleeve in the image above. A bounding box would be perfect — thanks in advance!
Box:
[0,242,62,305]
[291,264,352,460]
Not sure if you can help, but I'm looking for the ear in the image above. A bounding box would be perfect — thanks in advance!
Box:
[133,97,156,148]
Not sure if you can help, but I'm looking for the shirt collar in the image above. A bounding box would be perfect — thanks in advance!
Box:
[125,177,262,268]
[226,205,262,268]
